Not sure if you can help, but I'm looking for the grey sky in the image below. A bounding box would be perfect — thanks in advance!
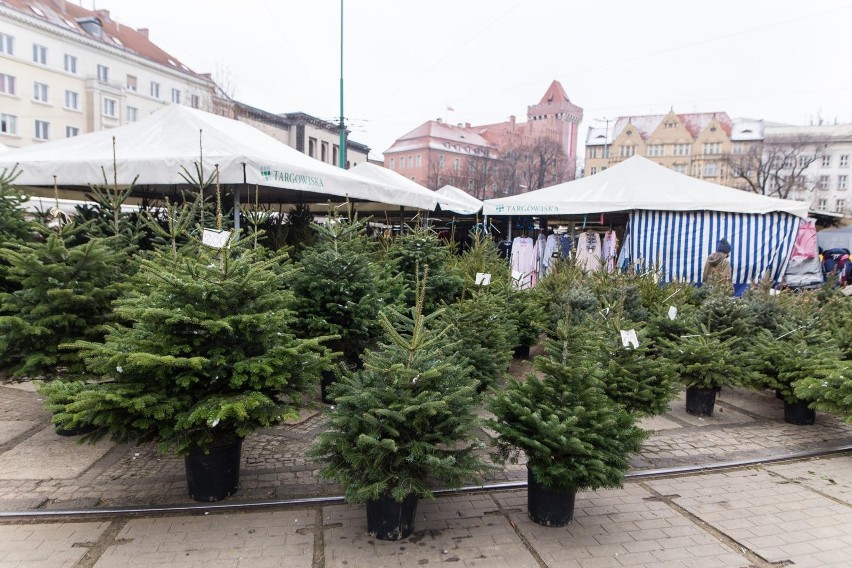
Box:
[104,0,852,159]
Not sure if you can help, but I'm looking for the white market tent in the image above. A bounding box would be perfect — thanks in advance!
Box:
[349,163,479,215]
[435,185,483,215]
[0,104,438,213]
[482,156,811,285]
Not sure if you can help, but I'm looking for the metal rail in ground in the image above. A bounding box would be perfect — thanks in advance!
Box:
[1,445,850,522]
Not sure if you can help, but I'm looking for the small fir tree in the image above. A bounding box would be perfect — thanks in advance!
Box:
[309,272,488,503]
[38,213,331,454]
[659,323,750,390]
[290,211,401,362]
[489,317,646,492]
[0,221,125,379]
[385,225,463,313]
[0,166,34,293]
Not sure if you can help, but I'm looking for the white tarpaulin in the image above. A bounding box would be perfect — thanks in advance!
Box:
[0,105,437,210]
[435,185,483,215]
[482,155,809,218]
[349,163,477,214]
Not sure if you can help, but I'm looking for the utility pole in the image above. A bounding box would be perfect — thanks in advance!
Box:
[338,0,347,169]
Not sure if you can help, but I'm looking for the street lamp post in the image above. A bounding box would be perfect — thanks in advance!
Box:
[338,0,346,169]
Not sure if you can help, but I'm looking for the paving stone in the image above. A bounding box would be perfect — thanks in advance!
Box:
[0,426,115,480]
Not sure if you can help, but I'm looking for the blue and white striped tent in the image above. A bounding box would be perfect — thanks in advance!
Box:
[482,156,810,284]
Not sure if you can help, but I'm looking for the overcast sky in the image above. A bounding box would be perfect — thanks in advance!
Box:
[103,0,852,160]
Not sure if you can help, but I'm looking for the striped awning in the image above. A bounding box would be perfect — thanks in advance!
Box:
[627,210,800,284]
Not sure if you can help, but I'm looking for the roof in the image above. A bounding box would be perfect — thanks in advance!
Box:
[730,118,765,142]
[435,185,483,214]
[384,120,493,154]
[2,0,201,76]
[537,80,571,105]
[350,163,478,214]
[482,155,809,218]
[0,104,438,210]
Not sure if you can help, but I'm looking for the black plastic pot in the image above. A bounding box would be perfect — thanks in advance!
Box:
[527,464,576,527]
[320,370,337,404]
[784,399,816,425]
[185,437,242,502]
[513,344,530,359]
[54,423,96,437]
[366,493,418,540]
[685,386,717,417]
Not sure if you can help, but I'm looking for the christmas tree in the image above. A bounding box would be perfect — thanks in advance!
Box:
[39,201,331,454]
[489,317,646,492]
[309,271,487,503]
[0,166,34,294]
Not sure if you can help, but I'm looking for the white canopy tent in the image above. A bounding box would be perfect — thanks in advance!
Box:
[0,104,437,212]
[482,156,810,286]
[348,163,478,215]
[482,156,809,218]
[435,185,483,215]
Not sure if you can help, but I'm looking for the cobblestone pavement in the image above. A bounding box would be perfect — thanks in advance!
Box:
[1,369,852,512]
[3,457,852,567]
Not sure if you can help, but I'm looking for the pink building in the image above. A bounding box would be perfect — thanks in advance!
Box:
[383,80,583,199]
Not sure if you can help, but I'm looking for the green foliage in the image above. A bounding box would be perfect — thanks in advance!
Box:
[439,289,514,392]
[592,317,678,417]
[38,239,331,454]
[0,223,125,379]
[290,212,401,361]
[794,359,852,421]
[506,288,545,348]
[488,318,646,492]
[385,225,463,313]
[452,230,511,296]
[532,258,587,330]
[659,323,750,390]
[309,274,488,503]
[0,166,34,293]
[818,293,852,361]
[693,285,753,348]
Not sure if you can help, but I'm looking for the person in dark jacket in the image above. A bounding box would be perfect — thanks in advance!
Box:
[703,238,732,285]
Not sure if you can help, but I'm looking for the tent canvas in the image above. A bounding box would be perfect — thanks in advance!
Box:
[818,224,852,251]
[0,104,437,211]
[482,155,809,218]
[435,185,483,215]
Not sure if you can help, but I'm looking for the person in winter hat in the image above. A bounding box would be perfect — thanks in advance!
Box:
[703,238,732,285]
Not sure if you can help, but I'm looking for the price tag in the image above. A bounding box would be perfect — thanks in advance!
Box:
[668,306,677,320]
[202,228,232,249]
[475,273,491,286]
[620,329,639,349]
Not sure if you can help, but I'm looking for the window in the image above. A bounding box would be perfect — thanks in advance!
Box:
[817,198,827,211]
[0,113,17,135]
[126,106,138,122]
[673,143,690,156]
[33,82,48,103]
[389,158,395,170]
[673,164,687,174]
[190,94,199,109]
[407,156,413,168]
[588,147,597,159]
[333,145,339,166]
[819,175,830,190]
[821,155,831,167]
[438,154,445,168]
[836,199,847,213]
[32,44,46,64]
[838,175,848,191]
[34,120,49,140]
[171,88,181,104]
[60,54,77,75]
[704,163,717,177]
[308,137,316,158]
[97,64,109,82]
[398,157,404,170]
[619,144,635,157]
[126,75,137,91]
[64,90,79,110]
[453,158,460,172]
[0,33,13,55]
[732,143,744,155]
[840,155,849,168]
[150,81,160,98]
[65,126,79,137]
[647,144,664,157]
[321,141,328,162]
[416,155,422,168]
[589,166,597,175]
[798,156,809,167]
[103,98,117,117]
[0,73,15,96]
[782,156,795,169]
[703,142,720,155]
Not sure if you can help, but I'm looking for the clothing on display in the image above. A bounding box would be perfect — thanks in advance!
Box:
[575,231,602,272]
[601,231,618,272]
[510,235,535,289]
[559,234,572,258]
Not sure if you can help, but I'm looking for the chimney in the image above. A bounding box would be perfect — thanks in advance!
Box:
[137,27,149,38]
[509,115,516,124]
[95,9,110,22]
[464,122,471,128]
[436,118,443,124]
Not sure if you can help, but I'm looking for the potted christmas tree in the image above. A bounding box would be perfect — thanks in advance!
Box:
[309,271,488,540]
[489,317,646,527]
[39,202,330,501]
[289,211,401,402]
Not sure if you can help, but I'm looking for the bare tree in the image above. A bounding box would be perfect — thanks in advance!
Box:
[425,155,444,190]
[492,145,523,197]
[466,150,495,199]
[726,136,826,199]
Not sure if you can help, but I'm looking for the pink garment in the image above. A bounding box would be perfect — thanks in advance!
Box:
[790,219,817,260]
[601,231,617,272]
[511,236,535,289]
